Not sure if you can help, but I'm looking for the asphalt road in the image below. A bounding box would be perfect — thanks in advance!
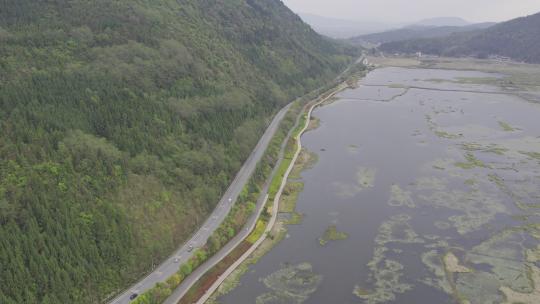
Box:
[192,80,350,304]
[162,101,299,304]
[109,104,292,304]
[162,58,363,304]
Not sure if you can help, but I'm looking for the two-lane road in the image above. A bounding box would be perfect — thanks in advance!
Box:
[110,104,292,304]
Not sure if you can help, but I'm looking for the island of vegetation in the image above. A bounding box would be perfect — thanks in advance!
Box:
[319,225,349,246]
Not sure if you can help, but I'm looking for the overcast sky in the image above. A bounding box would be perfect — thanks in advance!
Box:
[281,0,540,23]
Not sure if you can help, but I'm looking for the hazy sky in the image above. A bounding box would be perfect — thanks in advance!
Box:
[281,0,540,23]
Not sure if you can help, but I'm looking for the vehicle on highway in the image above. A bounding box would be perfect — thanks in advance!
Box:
[188,245,194,252]
[174,257,180,263]
[129,293,138,300]
[228,197,232,203]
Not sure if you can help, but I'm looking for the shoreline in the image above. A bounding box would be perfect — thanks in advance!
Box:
[197,81,350,304]
[203,79,360,303]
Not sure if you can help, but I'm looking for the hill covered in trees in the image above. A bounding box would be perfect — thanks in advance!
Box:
[350,23,494,45]
[379,12,540,63]
[0,1,357,303]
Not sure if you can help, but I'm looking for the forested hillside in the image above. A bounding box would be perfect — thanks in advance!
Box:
[379,12,540,63]
[0,1,357,303]
[350,23,494,45]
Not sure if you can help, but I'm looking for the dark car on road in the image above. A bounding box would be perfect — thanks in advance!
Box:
[129,293,138,300]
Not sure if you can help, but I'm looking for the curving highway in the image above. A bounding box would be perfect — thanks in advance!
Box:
[110,57,363,304]
[109,104,291,304]
[162,101,301,304]
[162,60,361,304]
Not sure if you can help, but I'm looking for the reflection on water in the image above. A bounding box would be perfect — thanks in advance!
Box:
[218,68,540,304]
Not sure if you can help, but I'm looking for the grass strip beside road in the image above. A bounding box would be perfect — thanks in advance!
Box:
[177,242,252,304]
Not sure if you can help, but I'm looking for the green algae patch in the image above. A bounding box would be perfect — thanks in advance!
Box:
[348,144,360,154]
[526,245,540,263]
[287,212,304,225]
[488,172,540,210]
[420,250,453,294]
[289,148,318,180]
[454,152,487,169]
[388,184,415,208]
[443,252,471,273]
[376,214,424,245]
[354,214,421,303]
[435,130,462,139]
[419,188,506,234]
[454,76,501,85]
[357,167,376,189]
[424,158,456,172]
[319,225,348,246]
[388,83,408,89]
[334,166,376,198]
[446,230,539,304]
[425,113,462,140]
[434,221,452,230]
[426,76,500,85]
[455,271,505,304]
[464,178,476,186]
[500,265,540,304]
[498,121,517,132]
[461,142,508,155]
[520,151,540,161]
[415,176,448,191]
[354,259,412,304]
[256,263,322,304]
[467,230,533,293]
[333,182,362,198]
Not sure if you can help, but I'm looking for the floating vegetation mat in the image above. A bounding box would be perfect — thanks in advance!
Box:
[333,166,376,198]
[351,80,540,303]
[443,252,471,273]
[357,167,377,189]
[256,263,322,304]
[420,188,507,234]
[354,215,421,303]
[498,121,518,132]
[388,184,415,208]
[319,225,348,246]
[218,67,540,304]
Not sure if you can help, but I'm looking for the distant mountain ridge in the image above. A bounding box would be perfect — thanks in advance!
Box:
[350,22,495,45]
[412,17,471,27]
[379,11,540,63]
[298,13,397,38]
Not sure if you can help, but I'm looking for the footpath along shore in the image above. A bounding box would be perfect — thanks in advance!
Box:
[162,56,366,304]
[193,81,350,304]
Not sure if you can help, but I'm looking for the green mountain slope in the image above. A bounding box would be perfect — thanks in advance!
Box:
[0,1,357,303]
[379,12,540,63]
[350,23,495,45]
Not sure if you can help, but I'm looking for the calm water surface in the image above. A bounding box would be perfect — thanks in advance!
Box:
[218,67,540,304]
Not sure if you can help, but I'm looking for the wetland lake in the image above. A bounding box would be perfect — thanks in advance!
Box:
[216,66,540,304]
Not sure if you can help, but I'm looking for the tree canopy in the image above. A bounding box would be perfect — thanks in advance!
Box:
[0,0,357,302]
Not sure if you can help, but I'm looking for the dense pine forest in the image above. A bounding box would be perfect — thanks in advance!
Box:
[0,1,357,303]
